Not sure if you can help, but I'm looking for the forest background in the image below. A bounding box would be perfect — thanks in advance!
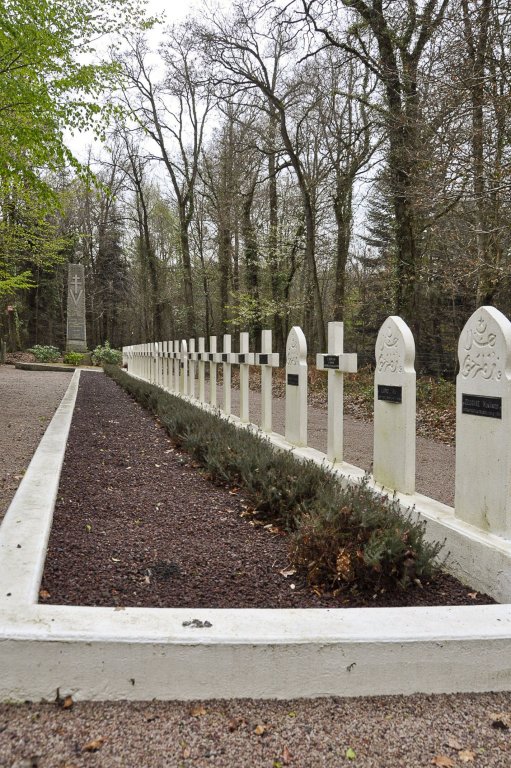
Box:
[1,0,510,376]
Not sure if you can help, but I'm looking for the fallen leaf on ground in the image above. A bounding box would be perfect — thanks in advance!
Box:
[228,716,246,732]
[432,756,455,767]
[39,589,50,600]
[345,747,357,760]
[182,745,191,758]
[190,704,207,717]
[458,750,475,763]
[467,592,479,599]
[62,695,73,709]
[82,737,104,752]
[254,724,268,735]
[282,745,292,764]
[279,568,296,578]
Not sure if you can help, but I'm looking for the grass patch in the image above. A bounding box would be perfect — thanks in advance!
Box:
[105,365,444,596]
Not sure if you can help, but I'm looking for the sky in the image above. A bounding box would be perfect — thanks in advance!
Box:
[146,0,202,25]
[65,0,212,160]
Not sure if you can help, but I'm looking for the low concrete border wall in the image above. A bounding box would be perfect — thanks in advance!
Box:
[0,370,510,702]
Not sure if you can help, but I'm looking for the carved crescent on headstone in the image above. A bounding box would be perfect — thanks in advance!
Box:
[375,316,415,375]
[286,326,307,367]
[458,306,511,383]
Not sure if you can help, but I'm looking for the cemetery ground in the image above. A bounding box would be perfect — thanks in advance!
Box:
[41,371,487,609]
[1,365,510,767]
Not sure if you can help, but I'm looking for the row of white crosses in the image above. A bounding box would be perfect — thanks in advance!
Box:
[125,332,280,431]
[124,304,511,539]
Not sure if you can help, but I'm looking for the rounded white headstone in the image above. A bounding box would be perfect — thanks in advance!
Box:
[455,306,511,535]
[286,326,307,368]
[375,316,415,375]
[458,306,511,386]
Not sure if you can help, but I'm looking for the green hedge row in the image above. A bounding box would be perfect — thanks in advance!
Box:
[105,365,444,594]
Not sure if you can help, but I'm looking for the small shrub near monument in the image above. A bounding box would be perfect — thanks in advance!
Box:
[63,351,84,366]
[91,341,122,366]
[27,344,61,363]
[105,365,443,595]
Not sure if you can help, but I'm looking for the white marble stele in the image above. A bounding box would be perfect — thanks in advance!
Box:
[285,326,307,446]
[455,306,511,537]
[373,316,416,494]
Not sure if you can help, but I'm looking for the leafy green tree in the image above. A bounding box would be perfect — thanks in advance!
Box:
[0,0,149,190]
[0,0,150,310]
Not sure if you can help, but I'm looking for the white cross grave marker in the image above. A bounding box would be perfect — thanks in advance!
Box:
[237,332,254,423]
[141,344,145,380]
[254,330,279,432]
[155,342,162,387]
[316,321,357,463]
[180,340,188,395]
[166,341,174,392]
[151,343,157,384]
[219,334,232,415]
[198,337,206,402]
[188,338,196,399]
[173,340,180,392]
[161,341,167,389]
[209,336,218,407]
[285,326,307,446]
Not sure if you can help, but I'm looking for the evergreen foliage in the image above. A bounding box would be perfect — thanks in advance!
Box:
[92,341,122,366]
[105,365,444,594]
[27,344,60,362]
[62,351,84,365]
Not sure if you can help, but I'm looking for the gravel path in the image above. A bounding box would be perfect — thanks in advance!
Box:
[0,365,72,521]
[1,366,509,766]
[1,695,510,767]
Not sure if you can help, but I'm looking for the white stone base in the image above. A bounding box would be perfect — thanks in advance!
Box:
[0,370,510,702]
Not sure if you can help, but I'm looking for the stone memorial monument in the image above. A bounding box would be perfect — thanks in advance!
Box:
[66,264,87,351]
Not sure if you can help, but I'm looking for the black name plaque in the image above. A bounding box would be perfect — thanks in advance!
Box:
[323,354,339,369]
[259,354,268,365]
[462,394,502,419]
[239,354,246,364]
[222,353,228,362]
[378,385,402,404]
[287,373,299,386]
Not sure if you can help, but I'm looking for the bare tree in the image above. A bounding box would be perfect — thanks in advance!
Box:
[303,0,451,335]
[198,1,327,348]
[115,25,213,335]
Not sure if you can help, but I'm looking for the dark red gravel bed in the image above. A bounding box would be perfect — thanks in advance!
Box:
[41,372,494,608]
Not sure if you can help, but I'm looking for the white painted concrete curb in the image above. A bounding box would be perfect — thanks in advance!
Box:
[0,370,510,701]
[0,369,80,605]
